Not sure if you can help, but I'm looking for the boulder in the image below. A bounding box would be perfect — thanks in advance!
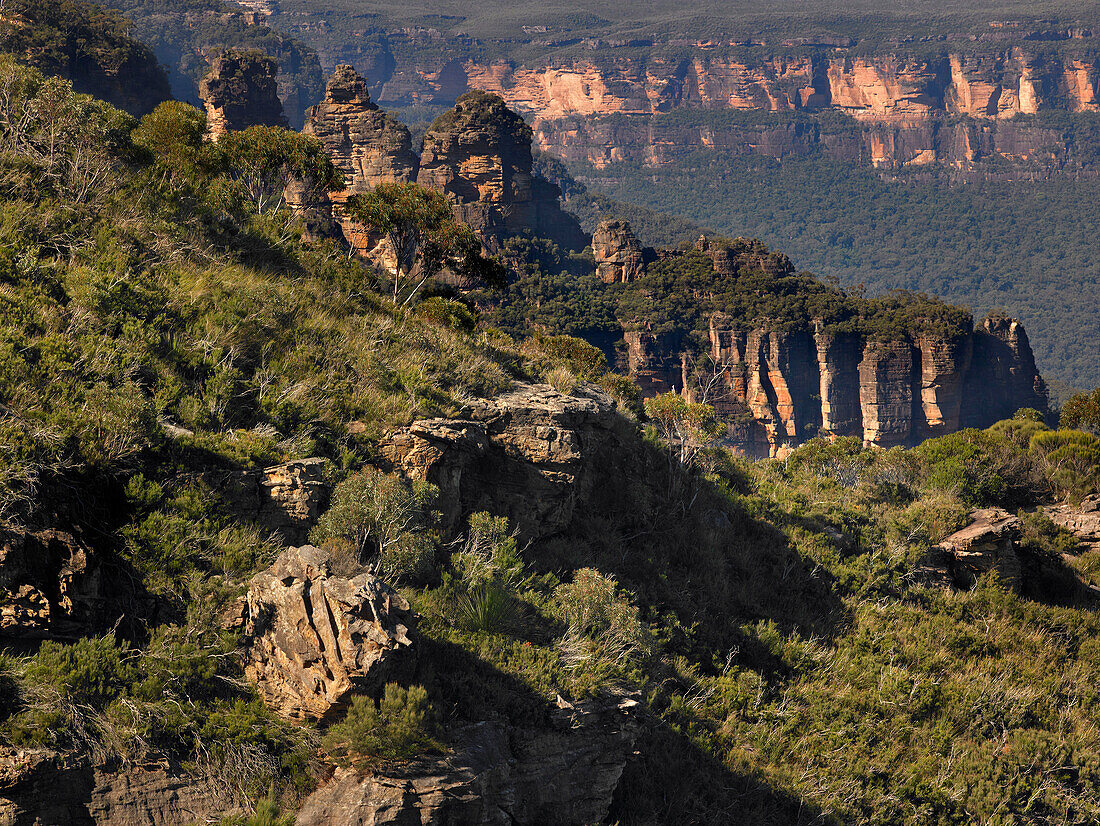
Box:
[296,694,639,826]
[0,748,239,825]
[242,546,414,721]
[918,508,1023,588]
[379,383,626,541]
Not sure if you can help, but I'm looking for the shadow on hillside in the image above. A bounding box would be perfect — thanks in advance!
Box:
[413,637,833,826]
[525,436,848,677]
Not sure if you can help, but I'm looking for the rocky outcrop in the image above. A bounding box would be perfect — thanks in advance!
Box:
[199,49,288,139]
[631,309,1046,457]
[916,508,1023,589]
[303,66,419,196]
[592,219,645,283]
[296,694,640,826]
[417,91,586,250]
[208,457,329,545]
[1048,495,1100,553]
[380,383,628,540]
[0,528,102,638]
[0,748,237,826]
[241,545,414,721]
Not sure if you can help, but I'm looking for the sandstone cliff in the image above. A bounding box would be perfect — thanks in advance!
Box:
[200,49,288,139]
[615,241,1047,458]
[328,36,1100,175]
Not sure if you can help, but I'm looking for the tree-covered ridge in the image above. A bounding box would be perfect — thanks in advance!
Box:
[0,0,171,115]
[104,0,323,126]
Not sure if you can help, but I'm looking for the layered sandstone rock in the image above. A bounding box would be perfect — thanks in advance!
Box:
[208,457,329,546]
[0,748,238,826]
[592,219,645,283]
[241,545,414,721]
[417,91,585,250]
[296,694,640,826]
[623,306,1045,457]
[918,508,1023,589]
[199,49,288,139]
[380,383,627,540]
[0,527,102,638]
[303,66,419,196]
[1048,495,1100,553]
[963,316,1049,428]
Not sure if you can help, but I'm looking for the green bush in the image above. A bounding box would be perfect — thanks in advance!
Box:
[413,296,479,333]
[322,684,438,768]
[26,636,133,707]
[310,467,440,582]
[554,568,650,669]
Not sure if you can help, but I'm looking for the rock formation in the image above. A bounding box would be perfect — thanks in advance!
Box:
[380,383,629,541]
[199,49,288,139]
[1048,495,1100,554]
[303,66,419,196]
[624,313,1046,458]
[417,90,586,250]
[240,545,414,721]
[313,34,1100,174]
[592,220,645,283]
[296,694,640,826]
[0,747,240,825]
[929,508,1024,589]
[0,527,102,639]
[206,457,329,546]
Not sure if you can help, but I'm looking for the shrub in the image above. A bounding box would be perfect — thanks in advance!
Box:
[322,684,438,768]
[414,296,478,333]
[310,467,439,582]
[554,568,650,669]
[26,636,133,707]
[454,584,523,634]
[451,512,523,590]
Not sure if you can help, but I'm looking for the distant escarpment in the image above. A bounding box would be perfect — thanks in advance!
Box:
[302,68,585,251]
[601,226,1047,457]
[293,29,1100,177]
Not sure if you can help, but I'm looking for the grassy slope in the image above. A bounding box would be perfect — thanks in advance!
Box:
[4,54,1100,826]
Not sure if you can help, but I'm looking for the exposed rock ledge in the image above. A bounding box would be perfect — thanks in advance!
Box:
[380,383,629,541]
[296,694,640,826]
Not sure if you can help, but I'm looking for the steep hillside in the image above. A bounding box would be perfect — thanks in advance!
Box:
[1,52,1100,826]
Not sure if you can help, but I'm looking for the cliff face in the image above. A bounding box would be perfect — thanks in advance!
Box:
[692,319,1045,458]
[339,42,1100,174]
[199,49,288,139]
[418,90,585,250]
[616,244,1047,458]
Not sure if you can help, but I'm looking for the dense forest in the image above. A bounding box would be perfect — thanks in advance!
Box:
[573,149,1100,398]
